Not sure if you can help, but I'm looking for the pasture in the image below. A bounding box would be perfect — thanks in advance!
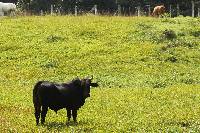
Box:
[0,16,200,132]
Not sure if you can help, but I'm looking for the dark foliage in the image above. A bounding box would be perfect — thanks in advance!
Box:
[14,0,200,16]
[162,29,177,40]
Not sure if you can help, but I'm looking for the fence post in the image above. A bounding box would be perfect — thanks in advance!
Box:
[177,4,180,16]
[75,5,78,16]
[94,5,97,15]
[192,0,195,17]
[198,8,200,17]
[40,10,43,16]
[117,5,121,16]
[169,5,172,17]
[129,7,131,16]
[51,5,53,15]
[57,7,61,15]
[122,6,124,16]
[147,5,151,16]
[137,6,141,16]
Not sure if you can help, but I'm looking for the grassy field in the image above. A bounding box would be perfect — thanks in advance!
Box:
[0,16,200,132]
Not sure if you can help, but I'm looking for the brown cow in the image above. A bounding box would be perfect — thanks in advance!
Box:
[152,5,165,17]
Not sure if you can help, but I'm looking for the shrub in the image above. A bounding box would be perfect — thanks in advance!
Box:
[162,29,177,40]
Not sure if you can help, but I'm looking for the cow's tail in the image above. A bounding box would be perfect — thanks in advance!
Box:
[33,81,43,105]
[33,81,43,125]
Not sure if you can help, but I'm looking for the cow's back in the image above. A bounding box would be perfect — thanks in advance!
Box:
[34,79,86,111]
[38,82,61,106]
[3,3,16,11]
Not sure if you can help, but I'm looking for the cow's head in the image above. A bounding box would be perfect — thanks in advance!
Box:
[160,5,165,11]
[81,76,99,98]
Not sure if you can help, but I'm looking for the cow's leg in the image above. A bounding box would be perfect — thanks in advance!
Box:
[72,110,77,122]
[41,106,48,125]
[0,11,4,16]
[34,105,41,125]
[67,109,71,121]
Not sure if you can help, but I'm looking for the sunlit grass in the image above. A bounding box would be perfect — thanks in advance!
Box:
[0,16,200,132]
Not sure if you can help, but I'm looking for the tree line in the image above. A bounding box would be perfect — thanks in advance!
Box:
[1,0,200,16]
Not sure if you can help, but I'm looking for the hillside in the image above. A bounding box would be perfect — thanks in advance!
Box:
[0,16,200,132]
[0,16,200,88]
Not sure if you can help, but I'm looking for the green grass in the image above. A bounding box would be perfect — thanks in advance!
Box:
[0,16,200,132]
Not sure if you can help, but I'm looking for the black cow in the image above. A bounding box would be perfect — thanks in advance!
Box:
[33,77,98,125]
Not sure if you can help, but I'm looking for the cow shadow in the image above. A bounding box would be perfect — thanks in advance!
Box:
[44,121,87,131]
[44,122,66,131]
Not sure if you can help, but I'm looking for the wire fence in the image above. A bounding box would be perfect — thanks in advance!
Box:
[18,2,200,17]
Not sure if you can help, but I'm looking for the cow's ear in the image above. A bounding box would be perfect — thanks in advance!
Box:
[73,78,81,86]
[90,83,99,87]
[81,79,86,87]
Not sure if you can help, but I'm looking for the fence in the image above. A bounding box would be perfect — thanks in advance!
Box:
[23,2,200,17]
